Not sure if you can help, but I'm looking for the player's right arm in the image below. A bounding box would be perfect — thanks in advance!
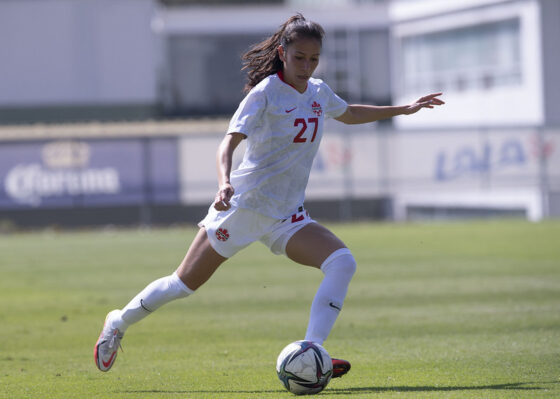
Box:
[214,132,246,211]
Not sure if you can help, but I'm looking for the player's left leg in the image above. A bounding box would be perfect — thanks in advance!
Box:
[94,228,227,372]
[285,223,356,378]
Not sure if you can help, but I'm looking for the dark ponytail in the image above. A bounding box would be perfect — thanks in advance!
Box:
[241,13,324,93]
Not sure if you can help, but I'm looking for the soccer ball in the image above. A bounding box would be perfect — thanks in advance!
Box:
[276,340,333,395]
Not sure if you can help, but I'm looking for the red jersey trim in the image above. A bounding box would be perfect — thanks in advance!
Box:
[277,70,308,92]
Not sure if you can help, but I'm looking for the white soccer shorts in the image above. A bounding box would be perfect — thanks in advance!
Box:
[198,205,315,258]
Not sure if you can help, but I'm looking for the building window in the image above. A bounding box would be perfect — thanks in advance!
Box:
[400,18,521,94]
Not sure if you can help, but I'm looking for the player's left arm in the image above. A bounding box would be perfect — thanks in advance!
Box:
[334,93,444,125]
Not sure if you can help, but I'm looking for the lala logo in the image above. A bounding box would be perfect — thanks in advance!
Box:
[311,101,322,116]
[216,228,230,242]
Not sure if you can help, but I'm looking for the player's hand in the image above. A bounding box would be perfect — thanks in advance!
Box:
[404,93,445,115]
[213,183,234,211]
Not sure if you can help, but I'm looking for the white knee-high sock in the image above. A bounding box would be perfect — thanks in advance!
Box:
[112,272,194,332]
[304,248,356,345]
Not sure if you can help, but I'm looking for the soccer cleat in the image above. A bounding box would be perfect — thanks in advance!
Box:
[94,310,124,372]
[331,358,351,378]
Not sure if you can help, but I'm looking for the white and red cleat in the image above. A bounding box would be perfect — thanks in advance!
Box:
[94,310,124,372]
[332,358,351,378]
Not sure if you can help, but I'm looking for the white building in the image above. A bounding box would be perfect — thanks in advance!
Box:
[386,0,560,220]
[2,0,557,129]
[0,0,558,223]
[0,0,159,123]
[390,0,560,129]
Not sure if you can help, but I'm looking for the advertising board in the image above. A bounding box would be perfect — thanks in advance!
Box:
[0,138,178,209]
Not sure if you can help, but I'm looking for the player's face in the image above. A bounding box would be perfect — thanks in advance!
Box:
[278,37,321,93]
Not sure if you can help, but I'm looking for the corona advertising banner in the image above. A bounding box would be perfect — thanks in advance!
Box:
[0,138,178,209]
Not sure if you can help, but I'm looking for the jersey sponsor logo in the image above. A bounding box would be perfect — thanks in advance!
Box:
[216,228,230,242]
[285,107,297,113]
[311,101,322,117]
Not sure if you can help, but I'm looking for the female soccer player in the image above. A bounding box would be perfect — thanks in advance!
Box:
[95,14,444,376]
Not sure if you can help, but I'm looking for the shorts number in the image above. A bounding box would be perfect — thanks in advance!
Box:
[291,214,305,223]
[293,117,319,143]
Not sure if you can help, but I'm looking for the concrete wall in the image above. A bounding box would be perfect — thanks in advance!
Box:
[0,0,157,108]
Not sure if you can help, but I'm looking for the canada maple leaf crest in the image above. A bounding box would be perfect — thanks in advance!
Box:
[311,101,322,116]
[216,228,230,241]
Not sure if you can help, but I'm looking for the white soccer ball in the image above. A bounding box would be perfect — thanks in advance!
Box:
[276,340,333,395]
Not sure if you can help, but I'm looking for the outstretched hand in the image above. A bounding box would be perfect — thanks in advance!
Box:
[404,93,445,115]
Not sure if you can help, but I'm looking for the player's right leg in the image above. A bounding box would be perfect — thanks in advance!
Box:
[284,222,356,378]
[94,228,227,372]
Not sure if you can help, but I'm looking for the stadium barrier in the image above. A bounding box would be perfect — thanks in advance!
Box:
[0,121,557,228]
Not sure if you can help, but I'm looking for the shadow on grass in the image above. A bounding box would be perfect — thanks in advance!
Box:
[123,381,554,395]
[327,381,550,394]
[122,389,285,394]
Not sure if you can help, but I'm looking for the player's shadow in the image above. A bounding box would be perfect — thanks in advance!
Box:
[327,381,551,395]
[123,381,555,395]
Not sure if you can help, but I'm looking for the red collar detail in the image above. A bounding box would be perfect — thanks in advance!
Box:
[277,70,307,93]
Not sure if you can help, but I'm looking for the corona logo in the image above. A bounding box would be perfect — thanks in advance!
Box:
[42,141,90,169]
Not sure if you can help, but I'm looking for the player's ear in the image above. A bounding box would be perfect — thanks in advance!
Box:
[278,45,286,62]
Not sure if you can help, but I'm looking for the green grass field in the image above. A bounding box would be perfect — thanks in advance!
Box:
[1,220,559,398]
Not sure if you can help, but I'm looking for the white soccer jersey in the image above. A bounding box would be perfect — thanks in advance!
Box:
[227,72,347,219]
